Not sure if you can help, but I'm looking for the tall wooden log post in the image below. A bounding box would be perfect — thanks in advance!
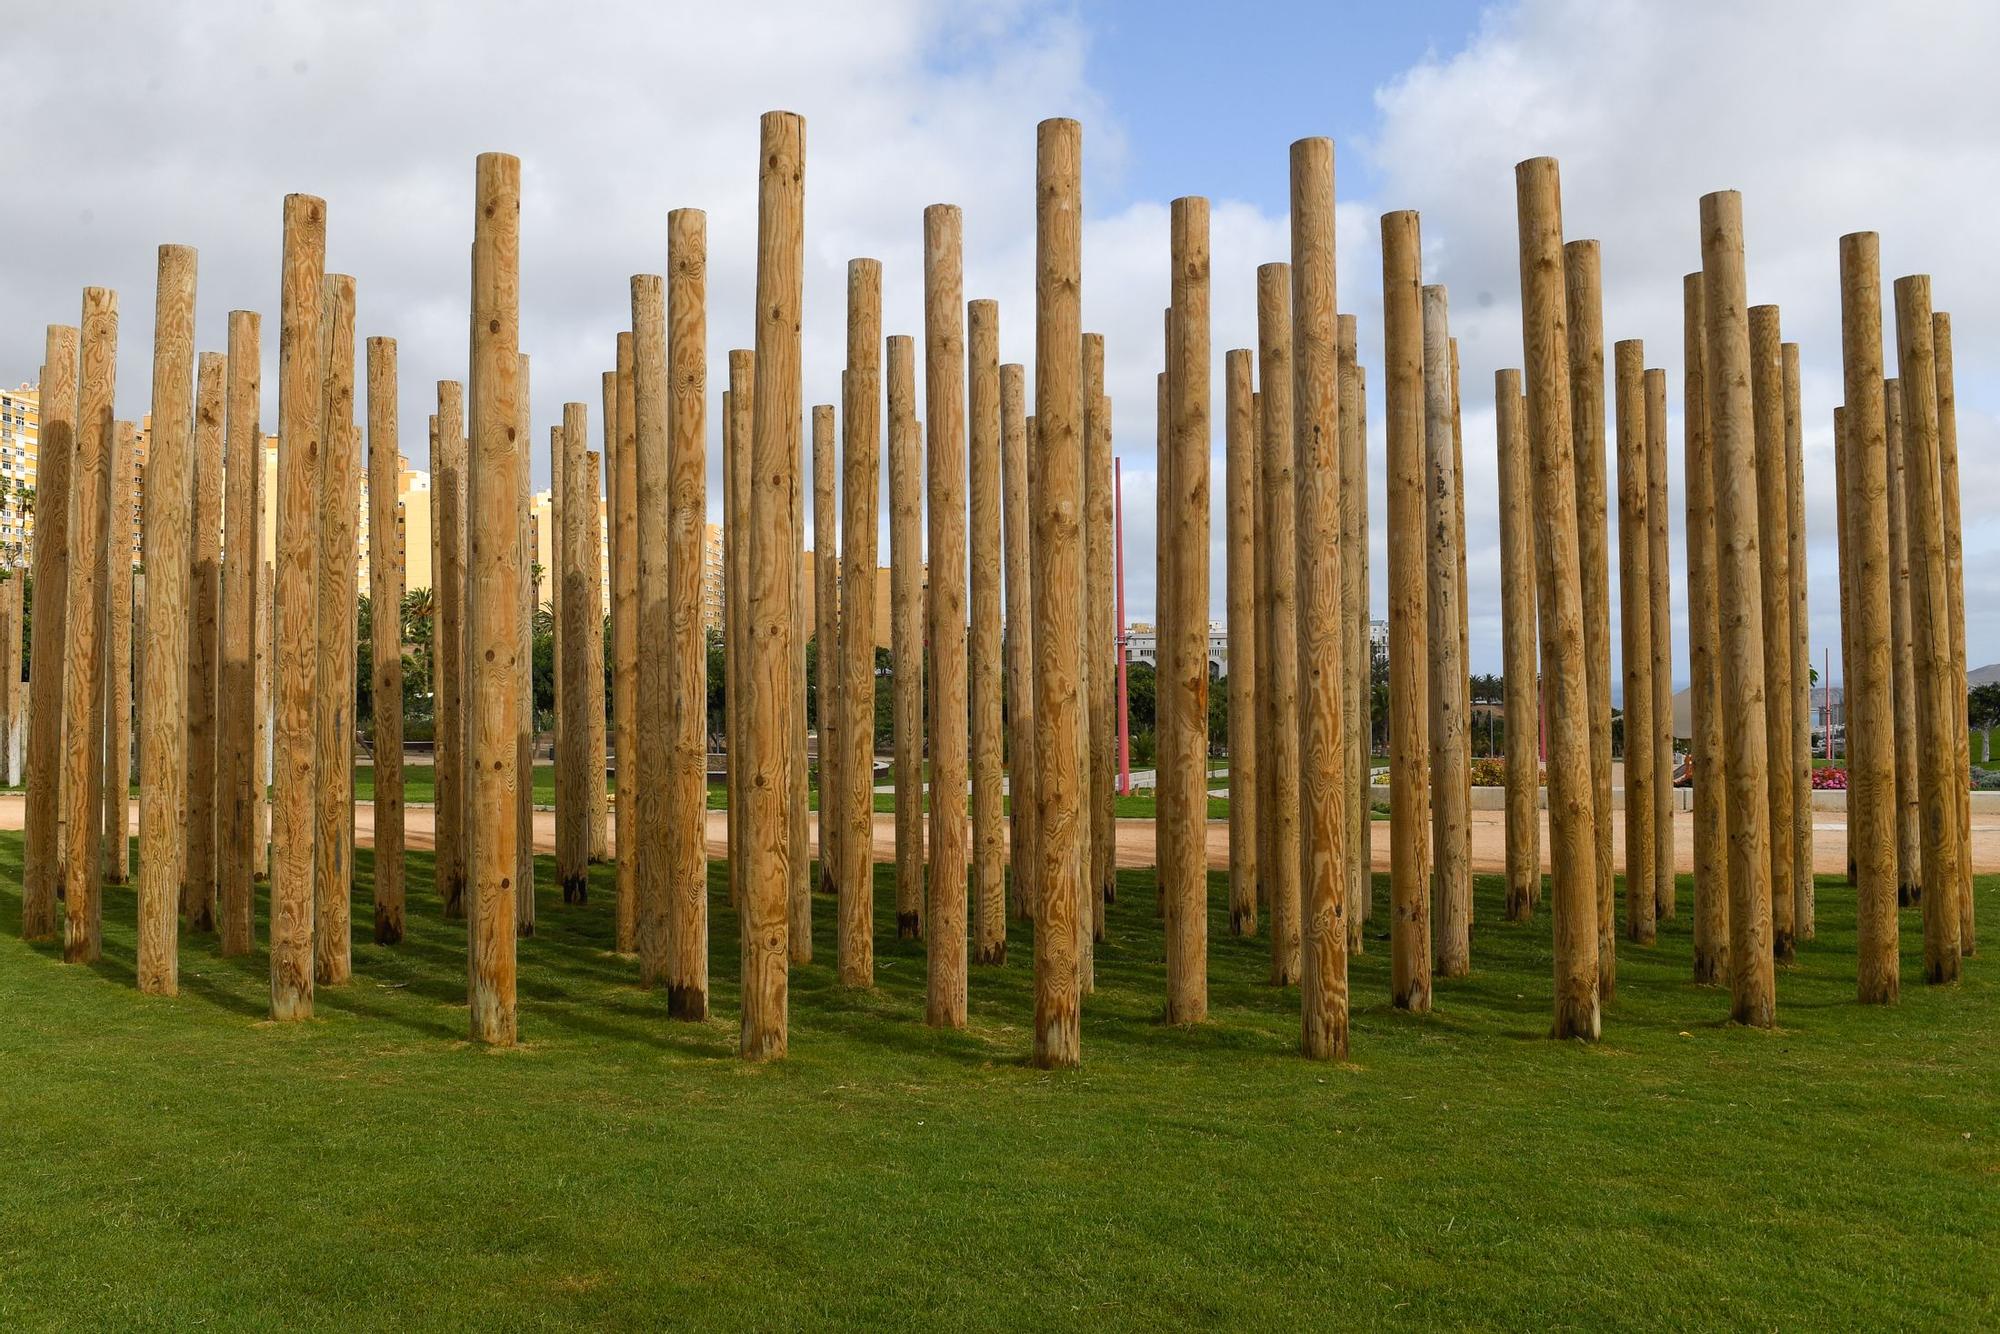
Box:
[1683,274,1728,983]
[1646,367,1674,921]
[743,110,804,1059]
[434,379,467,918]
[1224,347,1259,936]
[1450,340,1473,917]
[1162,195,1211,1028]
[667,211,711,1017]
[969,299,1006,965]
[365,335,404,945]
[612,331,639,951]
[1613,338,1655,945]
[1700,190,1776,1027]
[632,275,672,986]
[1885,381,1921,906]
[1085,339,1116,926]
[1563,239,1615,1000]
[312,275,356,984]
[466,150,523,1045]
[1153,354,1171,924]
[269,198,324,1018]
[188,349,227,935]
[1291,139,1349,1057]
[1422,284,1470,977]
[217,323,259,950]
[103,418,135,887]
[1516,158,1600,1040]
[789,380,812,971]
[558,401,593,904]
[1782,344,1811,939]
[21,324,77,943]
[1933,313,1973,952]
[2,573,21,789]
[1256,267,1301,985]
[1356,368,1374,922]
[1253,373,1275,934]
[1840,233,1898,1002]
[999,361,1036,928]
[888,334,923,940]
[65,286,117,967]
[1077,335,1102,986]
[257,554,272,882]
[924,203,970,1028]
[514,356,534,936]
[587,451,608,866]
[1381,212,1432,1011]
[1749,306,1797,965]
[1496,370,1539,920]
[814,403,842,906]
[839,259,882,981]
[1835,401,1856,878]
[726,357,755,917]
[1031,117,1084,1068]
[1337,313,1368,946]
[1893,277,1964,981]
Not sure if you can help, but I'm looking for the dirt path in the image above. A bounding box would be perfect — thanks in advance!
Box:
[37,793,2000,876]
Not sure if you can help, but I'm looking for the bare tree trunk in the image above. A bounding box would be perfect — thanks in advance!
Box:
[839,260,882,981]
[1614,339,1654,944]
[365,334,404,945]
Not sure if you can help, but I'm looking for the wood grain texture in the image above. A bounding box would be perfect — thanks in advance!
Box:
[1290,140,1347,1058]
[1748,306,1795,965]
[887,336,923,942]
[1380,213,1432,1012]
[216,324,258,946]
[612,334,639,951]
[1613,339,1654,944]
[465,151,523,1044]
[1932,312,1973,953]
[1084,336,1116,930]
[1255,266,1301,985]
[558,401,592,902]
[66,287,117,968]
[1699,190,1775,1027]
[1516,160,1600,1039]
[632,277,671,984]
[1337,314,1368,947]
[1076,334,1101,985]
[667,213,711,1016]
[1885,381,1921,905]
[365,333,404,946]
[838,259,881,982]
[1223,346,1259,937]
[1496,370,1539,921]
[102,415,134,888]
[190,349,227,934]
[23,325,77,942]
[434,379,467,919]
[515,355,534,936]
[968,300,1006,965]
[1645,367,1674,922]
[1422,284,1470,977]
[813,403,842,908]
[312,276,356,983]
[1030,118,1084,1066]
[999,361,1035,930]
[1683,273,1728,984]
[1781,345,1810,939]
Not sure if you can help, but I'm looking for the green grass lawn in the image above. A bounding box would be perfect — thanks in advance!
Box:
[0,835,1992,1328]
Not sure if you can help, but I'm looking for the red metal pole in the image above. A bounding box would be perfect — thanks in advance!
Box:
[1115,456,1130,794]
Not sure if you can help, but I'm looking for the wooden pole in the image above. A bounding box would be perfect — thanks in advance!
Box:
[514,355,534,937]
[1933,312,1974,952]
[1646,367,1674,922]
[1355,366,1374,923]
[1163,194,1210,1027]
[969,299,1006,965]
[256,554,271,882]
[365,334,404,945]
[1840,233,1898,1003]
[814,403,842,906]
[217,321,260,951]
[1031,117,1084,1067]
[189,349,226,935]
[466,150,523,1045]
[1749,305,1796,964]
[21,323,77,943]
[726,357,754,919]
[612,331,639,951]
[1885,379,1921,907]
[742,110,803,1059]
[1224,346,1259,936]
[1562,238,1615,1000]
[1422,283,1470,976]
[1451,338,1472,910]
[631,275,672,984]
[1154,349,1171,926]
[1613,338,1655,944]
[558,400,592,902]
[1683,273,1728,983]
[922,203,969,1026]
[790,375,812,970]
[1782,343,1811,940]
[66,286,117,967]
[1515,158,1600,1039]
[1380,212,1432,1011]
[1700,190,1776,1027]
[312,275,356,983]
[1291,138,1348,1058]
[839,259,882,981]
[888,334,923,941]
[435,378,467,917]
[1892,276,1963,981]
[667,212,710,1016]
[1834,401,1855,875]
[1077,335,1101,987]
[586,449,608,867]
[1496,369,1539,920]
[1085,338,1116,927]
[103,416,135,888]
[999,360,1035,929]
[1338,313,1368,948]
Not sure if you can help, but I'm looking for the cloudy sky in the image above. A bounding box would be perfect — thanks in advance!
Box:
[4,0,1996,681]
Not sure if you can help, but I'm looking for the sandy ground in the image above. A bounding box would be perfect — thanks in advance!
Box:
[32,794,2000,876]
